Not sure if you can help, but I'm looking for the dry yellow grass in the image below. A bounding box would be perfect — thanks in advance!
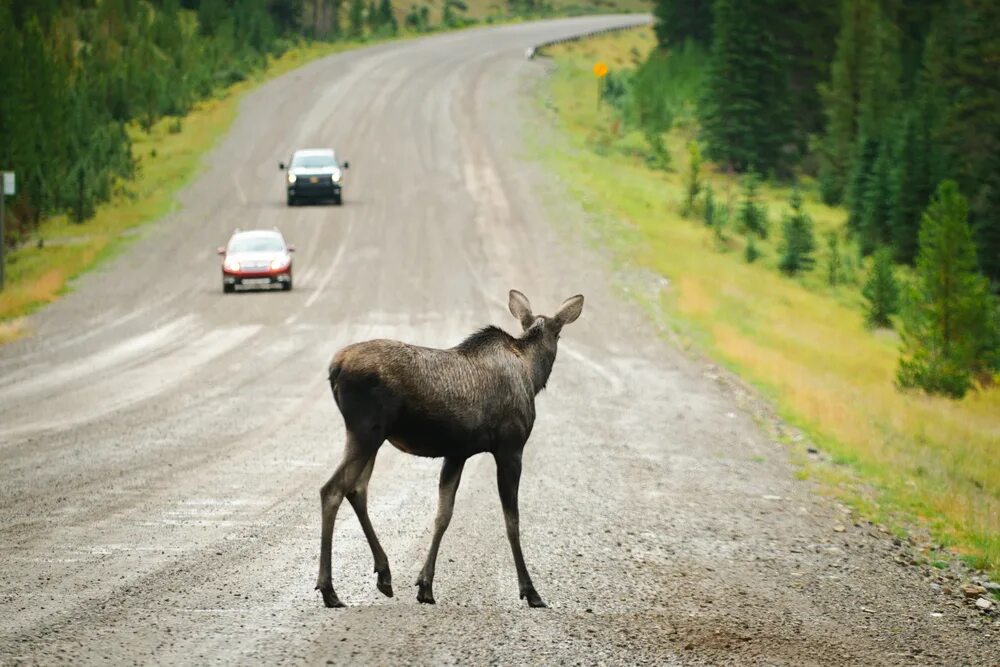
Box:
[539,28,1000,577]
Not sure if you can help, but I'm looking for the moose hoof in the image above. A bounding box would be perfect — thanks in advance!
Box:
[318,586,346,608]
[376,568,394,598]
[416,581,435,605]
[521,589,547,608]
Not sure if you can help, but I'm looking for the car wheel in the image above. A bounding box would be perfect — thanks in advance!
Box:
[334,194,343,206]
[287,195,296,206]
[223,283,235,294]
[282,278,293,291]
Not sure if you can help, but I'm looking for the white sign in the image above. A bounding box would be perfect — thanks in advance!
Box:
[1,172,13,196]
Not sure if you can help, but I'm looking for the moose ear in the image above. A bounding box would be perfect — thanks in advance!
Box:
[555,294,584,326]
[508,289,534,327]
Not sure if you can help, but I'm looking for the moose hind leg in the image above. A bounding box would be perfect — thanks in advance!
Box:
[416,457,465,604]
[317,435,376,608]
[495,451,546,608]
[345,453,393,597]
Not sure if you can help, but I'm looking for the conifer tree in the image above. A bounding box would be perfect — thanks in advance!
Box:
[889,98,940,264]
[779,190,816,275]
[862,247,899,328]
[349,0,364,37]
[737,171,767,239]
[825,231,843,286]
[702,185,716,227]
[845,134,877,236]
[744,234,760,264]
[859,138,894,255]
[928,0,1000,284]
[817,0,877,204]
[378,0,397,33]
[698,0,792,173]
[653,0,713,49]
[897,181,1000,398]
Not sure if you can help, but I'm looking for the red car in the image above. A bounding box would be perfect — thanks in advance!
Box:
[218,229,294,293]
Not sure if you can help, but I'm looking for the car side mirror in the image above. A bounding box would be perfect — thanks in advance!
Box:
[342,161,349,169]
[278,162,285,170]
[216,247,226,255]
[287,245,296,253]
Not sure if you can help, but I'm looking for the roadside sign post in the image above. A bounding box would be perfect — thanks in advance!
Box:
[593,61,609,109]
[0,171,12,291]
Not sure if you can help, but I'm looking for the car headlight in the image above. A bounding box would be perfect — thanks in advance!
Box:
[270,256,290,270]
[287,173,297,184]
[331,169,342,183]
[223,258,241,272]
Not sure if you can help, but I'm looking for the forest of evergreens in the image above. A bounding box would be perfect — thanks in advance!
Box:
[631,0,1000,398]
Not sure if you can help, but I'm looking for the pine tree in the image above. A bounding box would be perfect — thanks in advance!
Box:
[929,0,1000,284]
[825,231,843,286]
[817,0,877,204]
[845,133,877,236]
[890,100,939,265]
[859,138,894,255]
[377,0,397,33]
[744,234,760,264]
[862,247,899,328]
[897,181,1000,398]
[703,184,716,227]
[349,0,364,37]
[366,0,378,31]
[698,0,792,173]
[737,171,767,239]
[772,1,839,153]
[653,0,713,49]
[856,11,901,143]
[778,189,815,275]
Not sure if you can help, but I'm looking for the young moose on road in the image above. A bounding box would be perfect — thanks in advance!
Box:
[317,290,584,608]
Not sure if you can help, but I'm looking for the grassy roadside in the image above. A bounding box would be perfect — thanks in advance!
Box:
[534,28,1000,580]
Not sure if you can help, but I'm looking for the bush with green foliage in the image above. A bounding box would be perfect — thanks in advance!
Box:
[897,181,1000,398]
[682,142,702,217]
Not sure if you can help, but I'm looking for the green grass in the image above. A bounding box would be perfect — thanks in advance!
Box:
[535,27,1000,579]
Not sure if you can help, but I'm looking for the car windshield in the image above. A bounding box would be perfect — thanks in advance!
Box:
[291,155,335,169]
[229,236,284,253]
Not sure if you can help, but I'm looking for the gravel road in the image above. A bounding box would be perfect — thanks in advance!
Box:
[0,16,996,665]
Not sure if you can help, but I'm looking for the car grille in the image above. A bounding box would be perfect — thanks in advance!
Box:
[240,261,270,270]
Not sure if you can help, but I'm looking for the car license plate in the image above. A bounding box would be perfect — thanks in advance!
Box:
[243,278,270,285]
[309,176,318,183]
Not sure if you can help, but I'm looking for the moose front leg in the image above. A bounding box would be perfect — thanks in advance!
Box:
[416,456,465,604]
[495,451,546,608]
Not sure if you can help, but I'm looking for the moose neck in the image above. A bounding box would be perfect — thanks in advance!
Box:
[519,335,557,395]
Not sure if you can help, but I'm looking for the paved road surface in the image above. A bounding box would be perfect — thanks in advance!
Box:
[0,16,995,665]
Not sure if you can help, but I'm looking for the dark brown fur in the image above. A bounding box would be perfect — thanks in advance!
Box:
[316,290,584,608]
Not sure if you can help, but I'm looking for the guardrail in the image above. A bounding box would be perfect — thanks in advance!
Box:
[525,18,653,60]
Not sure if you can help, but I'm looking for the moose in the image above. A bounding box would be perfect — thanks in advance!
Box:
[316,290,584,608]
